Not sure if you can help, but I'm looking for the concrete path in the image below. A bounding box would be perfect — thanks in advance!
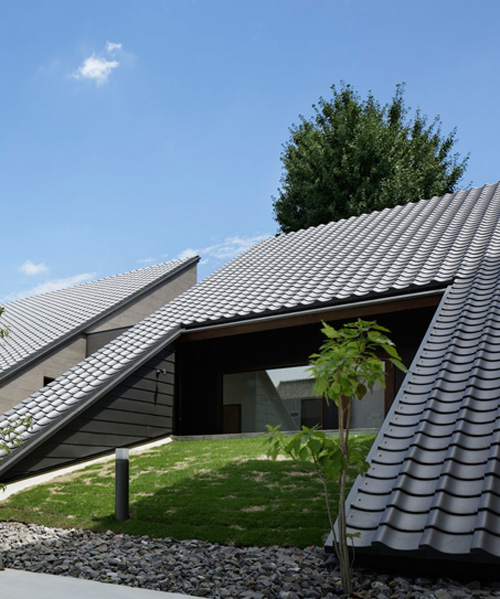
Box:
[0,568,198,598]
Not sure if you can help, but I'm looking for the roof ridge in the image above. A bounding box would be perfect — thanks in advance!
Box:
[0,256,198,384]
[271,183,499,238]
[1,182,499,483]
[4,257,198,305]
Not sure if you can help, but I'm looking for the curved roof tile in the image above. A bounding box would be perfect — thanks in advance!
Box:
[0,258,196,381]
[4,184,500,562]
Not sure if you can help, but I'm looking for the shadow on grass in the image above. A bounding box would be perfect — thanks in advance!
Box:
[0,436,374,548]
[91,458,336,548]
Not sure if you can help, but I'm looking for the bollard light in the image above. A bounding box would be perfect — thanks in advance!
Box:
[115,448,130,521]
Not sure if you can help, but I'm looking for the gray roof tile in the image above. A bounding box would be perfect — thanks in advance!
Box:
[344,189,500,557]
[0,258,194,381]
[4,183,500,560]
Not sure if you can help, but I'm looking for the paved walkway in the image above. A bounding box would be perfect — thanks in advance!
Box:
[0,569,198,598]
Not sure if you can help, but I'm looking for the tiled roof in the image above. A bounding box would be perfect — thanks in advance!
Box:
[2,179,500,549]
[0,258,196,381]
[343,229,500,559]
[178,185,494,322]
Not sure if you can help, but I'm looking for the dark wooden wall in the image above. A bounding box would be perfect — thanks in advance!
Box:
[2,304,436,482]
[3,348,175,482]
[176,306,437,435]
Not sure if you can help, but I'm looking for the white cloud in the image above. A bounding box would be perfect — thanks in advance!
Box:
[136,257,156,264]
[176,248,198,261]
[176,234,269,264]
[19,260,49,276]
[133,235,269,280]
[6,272,97,301]
[73,52,119,85]
[106,41,122,53]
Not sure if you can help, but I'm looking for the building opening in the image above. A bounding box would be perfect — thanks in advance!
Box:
[222,364,385,433]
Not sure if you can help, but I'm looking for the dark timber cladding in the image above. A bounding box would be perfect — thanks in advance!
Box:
[3,183,500,562]
[3,347,175,482]
[176,306,437,435]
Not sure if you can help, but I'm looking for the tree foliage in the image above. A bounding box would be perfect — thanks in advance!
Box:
[273,83,469,232]
[265,319,406,596]
[0,307,8,339]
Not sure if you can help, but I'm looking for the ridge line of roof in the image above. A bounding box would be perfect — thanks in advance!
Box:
[270,184,499,238]
[3,256,199,306]
[0,257,198,384]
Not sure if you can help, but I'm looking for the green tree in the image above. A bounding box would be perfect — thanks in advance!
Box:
[266,319,406,596]
[0,306,9,339]
[273,83,468,232]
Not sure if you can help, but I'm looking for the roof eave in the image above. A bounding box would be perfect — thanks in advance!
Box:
[0,326,183,478]
[181,281,450,339]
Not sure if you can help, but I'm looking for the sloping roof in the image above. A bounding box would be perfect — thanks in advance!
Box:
[277,379,317,400]
[343,231,500,559]
[0,258,197,382]
[2,180,500,534]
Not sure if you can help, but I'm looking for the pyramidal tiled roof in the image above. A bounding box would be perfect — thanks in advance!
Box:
[2,181,500,526]
[0,258,195,381]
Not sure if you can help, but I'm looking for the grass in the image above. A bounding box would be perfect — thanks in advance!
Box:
[0,435,375,548]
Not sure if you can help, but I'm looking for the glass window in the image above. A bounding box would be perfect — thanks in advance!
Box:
[222,364,386,434]
[350,379,385,429]
[223,366,320,433]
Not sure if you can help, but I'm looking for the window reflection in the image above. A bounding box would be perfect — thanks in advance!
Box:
[222,365,385,434]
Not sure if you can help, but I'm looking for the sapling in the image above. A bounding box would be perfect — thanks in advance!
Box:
[265,319,406,596]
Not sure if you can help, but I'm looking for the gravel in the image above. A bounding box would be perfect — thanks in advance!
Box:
[0,522,498,598]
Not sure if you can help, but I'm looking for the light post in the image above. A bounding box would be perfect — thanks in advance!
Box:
[115,448,129,521]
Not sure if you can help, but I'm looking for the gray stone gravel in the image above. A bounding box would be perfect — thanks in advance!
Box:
[0,522,498,598]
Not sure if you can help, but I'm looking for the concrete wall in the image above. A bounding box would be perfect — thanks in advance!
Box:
[255,371,297,431]
[223,371,297,433]
[0,336,87,413]
[0,263,197,416]
[223,373,257,433]
[86,266,196,335]
[85,327,129,357]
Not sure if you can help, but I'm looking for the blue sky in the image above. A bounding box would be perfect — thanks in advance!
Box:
[1,0,499,301]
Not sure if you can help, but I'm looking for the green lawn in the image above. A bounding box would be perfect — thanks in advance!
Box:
[0,435,375,548]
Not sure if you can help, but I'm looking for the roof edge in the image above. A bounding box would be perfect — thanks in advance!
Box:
[0,327,183,478]
[182,280,450,333]
[0,256,198,385]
